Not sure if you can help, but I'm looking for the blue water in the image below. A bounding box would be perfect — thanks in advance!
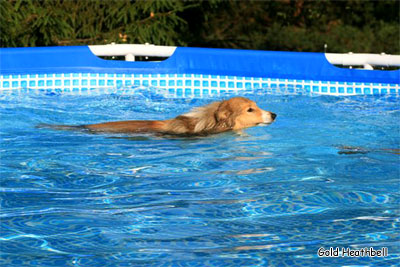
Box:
[1,89,399,266]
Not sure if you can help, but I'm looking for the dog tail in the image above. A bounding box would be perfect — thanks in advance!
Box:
[36,123,86,131]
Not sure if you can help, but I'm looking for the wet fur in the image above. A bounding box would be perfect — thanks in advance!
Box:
[40,97,276,136]
[165,101,231,135]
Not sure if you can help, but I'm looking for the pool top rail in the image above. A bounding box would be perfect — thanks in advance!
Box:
[87,44,400,71]
[0,44,399,96]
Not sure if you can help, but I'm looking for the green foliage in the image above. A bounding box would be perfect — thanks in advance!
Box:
[0,0,194,46]
[182,0,399,54]
[1,0,399,54]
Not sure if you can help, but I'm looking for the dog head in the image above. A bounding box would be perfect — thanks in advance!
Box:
[215,97,276,130]
[179,96,276,134]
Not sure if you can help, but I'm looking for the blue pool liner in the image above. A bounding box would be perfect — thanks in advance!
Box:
[0,46,399,96]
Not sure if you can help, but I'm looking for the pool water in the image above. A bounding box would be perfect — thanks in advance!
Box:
[1,89,399,266]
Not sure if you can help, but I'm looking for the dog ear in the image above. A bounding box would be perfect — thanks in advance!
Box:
[215,101,235,129]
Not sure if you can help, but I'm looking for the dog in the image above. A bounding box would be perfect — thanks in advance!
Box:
[42,97,276,136]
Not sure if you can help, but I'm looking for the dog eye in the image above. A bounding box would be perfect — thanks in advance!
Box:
[247,108,254,112]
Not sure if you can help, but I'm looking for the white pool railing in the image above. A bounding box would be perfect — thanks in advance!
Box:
[325,53,400,70]
[88,43,400,70]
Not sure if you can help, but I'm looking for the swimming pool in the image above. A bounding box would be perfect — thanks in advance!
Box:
[1,45,400,266]
[1,88,399,266]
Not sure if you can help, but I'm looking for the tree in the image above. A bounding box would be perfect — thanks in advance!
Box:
[0,0,194,47]
[1,0,399,54]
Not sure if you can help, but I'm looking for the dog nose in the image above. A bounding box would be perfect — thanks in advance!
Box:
[271,113,277,120]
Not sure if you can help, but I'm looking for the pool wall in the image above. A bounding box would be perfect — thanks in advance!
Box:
[0,46,399,96]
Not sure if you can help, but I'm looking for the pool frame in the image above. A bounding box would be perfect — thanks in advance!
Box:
[0,46,399,97]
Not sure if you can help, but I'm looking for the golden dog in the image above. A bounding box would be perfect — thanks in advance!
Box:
[43,97,276,136]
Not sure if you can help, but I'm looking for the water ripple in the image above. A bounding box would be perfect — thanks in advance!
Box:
[1,92,399,266]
